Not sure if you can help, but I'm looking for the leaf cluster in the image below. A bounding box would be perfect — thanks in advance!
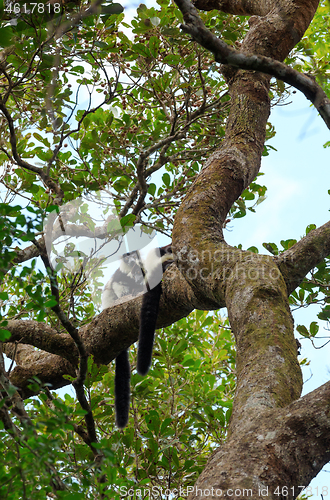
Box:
[0,311,235,498]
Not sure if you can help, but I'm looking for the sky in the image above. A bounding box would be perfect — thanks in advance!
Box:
[118,0,330,496]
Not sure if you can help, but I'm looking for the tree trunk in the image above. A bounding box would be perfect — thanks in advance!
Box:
[171,0,330,497]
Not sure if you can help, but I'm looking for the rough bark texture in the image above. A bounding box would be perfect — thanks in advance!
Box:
[276,220,330,294]
[170,0,326,497]
[192,0,272,15]
[4,0,330,496]
[4,265,197,395]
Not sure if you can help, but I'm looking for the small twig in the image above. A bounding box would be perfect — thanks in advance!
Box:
[174,0,330,129]
[33,238,100,450]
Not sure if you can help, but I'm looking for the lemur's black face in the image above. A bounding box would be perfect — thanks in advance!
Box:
[159,244,172,257]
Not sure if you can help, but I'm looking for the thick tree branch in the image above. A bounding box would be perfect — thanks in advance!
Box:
[0,238,44,277]
[276,221,330,295]
[4,320,78,364]
[3,343,76,397]
[170,0,323,496]
[174,0,330,129]
[225,254,302,426]
[4,265,197,396]
[278,381,330,485]
[189,380,330,499]
[192,0,272,15]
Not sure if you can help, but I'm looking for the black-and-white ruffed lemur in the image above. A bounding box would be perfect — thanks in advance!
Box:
[102,244,174,428]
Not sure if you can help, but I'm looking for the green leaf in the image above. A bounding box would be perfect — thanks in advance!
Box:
[318,306,330,321]
[247,246,259,254]
[163,54,182,65]
[0,27,14,48]
[280,239,297,250]
[218,399,233,409]
[148,183,156,196]
[309,321,319,337]
[44,298,58,308]
[160,418,173,434]
[0,329,11,341]
[296,325,309,338]
[33,132,51,147]
[150,16,160,27]
[101,3,124,15]
[120,214,136,229]
[262,242,278,255]
[306,224,316,234]
[71,66,85,74]
[149,36,160,57]
[162,173,170,186]
[133,43,152,59]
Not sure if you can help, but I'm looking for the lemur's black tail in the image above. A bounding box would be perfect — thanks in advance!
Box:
[137,283,162,376]
[115,349,131,428]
